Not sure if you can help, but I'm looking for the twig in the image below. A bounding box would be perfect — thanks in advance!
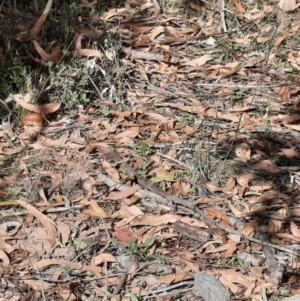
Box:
[103,261,108,301]
[38,269,46,301]
[100,147,195,210]
[112,273,126,295]
[99,215,111,254]
[156,152,188,168]
[29,255,46,301]
[152,0,161,12]
[145,288,193,299]
[197,82,300,89]
[263,27,278,73]
[40,124,86,135]
[88,75,105,101]
[200,0,234,13]
[0,98,13,132]
[220,0,227,32]
[9,272,129,283]
[195,208,300,257]
[73,228,101,262]
[143,281,194,300]
[98,172,174,211]
[0,205,84,217]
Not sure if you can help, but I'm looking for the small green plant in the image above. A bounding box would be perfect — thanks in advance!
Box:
[0,64,28,101]
[280,289,290,297]
[101,107,111,117]
[186,186,196,194]
[128,237,155,259]
[7,187,22,201]
[85,270,94,277]
[272,60,280,69]
[113,237,165,263]
[116,103,123,111]
[161,241,167,247]
[224,256,244,268]
[140,77,147,91]
[193,139,233,187]
[119,168,127,175]
[75,237,82,251]
[80,93,90,103]
[133,141,154,156]
[286,66,300,74]
[257,100,272,136]
[8,133,17,142]
[179,114,195,126]
[231,87,245,101]
[61,266,78,280]
[137,162,150,177]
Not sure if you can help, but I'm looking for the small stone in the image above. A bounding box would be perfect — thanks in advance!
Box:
[193,272,230,301]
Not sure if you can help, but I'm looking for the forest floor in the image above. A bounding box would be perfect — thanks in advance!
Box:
[1,0,300,300]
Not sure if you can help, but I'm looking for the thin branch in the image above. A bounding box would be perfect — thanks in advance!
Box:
[220,0,228,32]
[0,205,84,217]
[99,215,112,254]
[195,208,300,257]
[143,281,194,300]
[197,82,300,89]
[98,172,174,211]
[156,152,188,168]
[103,261,108,301]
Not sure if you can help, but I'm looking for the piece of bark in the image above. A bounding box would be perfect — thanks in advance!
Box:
[174,221,210,242]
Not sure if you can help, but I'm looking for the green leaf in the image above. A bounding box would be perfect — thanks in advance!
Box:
[187,187,195,193]
[280,289,290,296]
[146,254,166,263]
[129,238,138,254]
[143,237,155,248]
[75,237,82,251]
[138,169,147,176]
[161,241,167,247]
[101,107,111,116]
[237,258,244,267]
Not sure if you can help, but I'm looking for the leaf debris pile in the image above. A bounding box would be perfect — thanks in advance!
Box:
[1,0,300,300]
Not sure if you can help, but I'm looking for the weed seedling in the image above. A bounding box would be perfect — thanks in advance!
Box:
[80,93,90,103]
[137,162,150,177]
[133,141,154,156]
[101,107,111,117]
[231,87,245,101]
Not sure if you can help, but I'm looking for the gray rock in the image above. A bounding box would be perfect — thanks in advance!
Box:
[193,272,230,301]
